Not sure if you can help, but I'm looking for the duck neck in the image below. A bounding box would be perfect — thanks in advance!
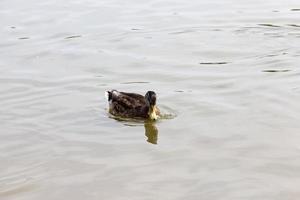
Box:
[148,105,158,120]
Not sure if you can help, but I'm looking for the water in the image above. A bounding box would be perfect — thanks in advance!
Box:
[1,0,300,199]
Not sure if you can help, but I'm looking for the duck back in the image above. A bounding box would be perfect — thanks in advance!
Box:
[106,90,150,119]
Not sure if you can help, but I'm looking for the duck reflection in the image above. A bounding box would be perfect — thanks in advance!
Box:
[109,115,159,144]
[144,121,158,144]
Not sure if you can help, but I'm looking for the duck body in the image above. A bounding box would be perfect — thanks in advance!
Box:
[105,90,160,120]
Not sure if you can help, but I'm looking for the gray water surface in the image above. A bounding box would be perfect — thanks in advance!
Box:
[1,0,300,199]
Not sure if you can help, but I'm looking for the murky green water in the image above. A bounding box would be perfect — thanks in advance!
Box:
[1,0,300,199]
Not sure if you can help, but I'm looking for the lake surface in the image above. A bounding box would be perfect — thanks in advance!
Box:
[1,0,300,199]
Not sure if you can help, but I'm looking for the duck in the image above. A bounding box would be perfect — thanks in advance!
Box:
[105,90,160,120]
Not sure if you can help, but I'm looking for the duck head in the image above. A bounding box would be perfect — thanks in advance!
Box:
[145,91,158,120]
[145,91,156,106]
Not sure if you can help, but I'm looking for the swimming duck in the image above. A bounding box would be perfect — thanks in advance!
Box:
[105,90,160,120]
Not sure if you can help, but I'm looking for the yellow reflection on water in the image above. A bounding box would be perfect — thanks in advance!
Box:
[108,114,160,144]
[107,108,176,144]
[144,122,158,144]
